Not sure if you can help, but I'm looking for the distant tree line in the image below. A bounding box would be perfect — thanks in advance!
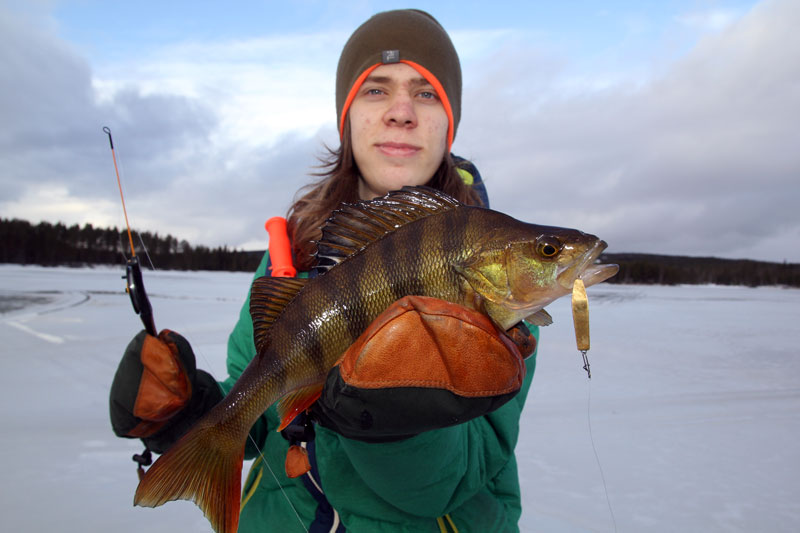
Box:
[601,253,800,288]
[2,218,799,287]
[0,218,262,271]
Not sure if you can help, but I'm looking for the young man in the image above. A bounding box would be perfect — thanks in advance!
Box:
[111,10,537,532]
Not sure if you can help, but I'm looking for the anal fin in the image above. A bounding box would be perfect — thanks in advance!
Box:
[276,383,324,431]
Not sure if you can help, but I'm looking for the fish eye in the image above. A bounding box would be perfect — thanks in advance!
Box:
[536,237,562,258]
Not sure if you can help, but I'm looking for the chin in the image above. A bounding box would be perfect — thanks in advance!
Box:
[387,171,432,190]
[359,166,434,199]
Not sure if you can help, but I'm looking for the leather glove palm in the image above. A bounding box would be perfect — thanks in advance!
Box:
[109,329,222,454]
[311,296,536,442]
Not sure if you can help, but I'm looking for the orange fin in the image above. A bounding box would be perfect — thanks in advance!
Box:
[276,383,324,431]
[250,276,308,353]
[134,421,245,533]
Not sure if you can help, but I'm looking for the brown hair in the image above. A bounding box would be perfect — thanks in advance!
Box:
[286,120,481,271]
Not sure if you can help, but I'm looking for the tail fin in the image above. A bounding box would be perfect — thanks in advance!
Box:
[134,421,245,533]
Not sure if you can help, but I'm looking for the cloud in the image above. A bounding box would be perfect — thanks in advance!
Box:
[127,128,337,251]
[2,1,798,263]
[457,0,800,261]
[0,5,219,216]
[0,5,337,250]
[92,31,346,148]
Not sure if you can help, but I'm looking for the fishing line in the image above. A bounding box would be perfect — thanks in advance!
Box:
[586,380,617,532]
[572,279,617,531]
[247,433,310,533]
[136,233,156,271]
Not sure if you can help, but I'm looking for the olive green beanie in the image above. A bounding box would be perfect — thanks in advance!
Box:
[336,9,462,149]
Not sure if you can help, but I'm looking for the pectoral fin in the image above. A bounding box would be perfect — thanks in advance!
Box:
[453,260,509,306]
[525,309,553,327]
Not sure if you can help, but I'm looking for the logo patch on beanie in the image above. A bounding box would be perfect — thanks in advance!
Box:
[381,50,400,64]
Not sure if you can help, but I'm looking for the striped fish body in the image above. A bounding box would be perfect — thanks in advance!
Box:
[134,187,618,533]
[249,205,484,398]
[219,198,495,442]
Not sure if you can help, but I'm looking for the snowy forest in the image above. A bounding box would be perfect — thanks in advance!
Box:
[2,217,799,287]
[0,218,257,271]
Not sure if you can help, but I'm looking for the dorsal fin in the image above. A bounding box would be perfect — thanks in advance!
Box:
[314,186,461,274]
[250,276,309,353]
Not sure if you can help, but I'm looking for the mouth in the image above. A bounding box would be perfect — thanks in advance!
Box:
[376,142,421,157]
[559,240,619,289]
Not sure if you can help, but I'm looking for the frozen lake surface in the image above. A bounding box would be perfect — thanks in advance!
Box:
[1,264,798,532]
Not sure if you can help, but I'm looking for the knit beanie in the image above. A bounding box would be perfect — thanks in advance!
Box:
[336,9,462,150]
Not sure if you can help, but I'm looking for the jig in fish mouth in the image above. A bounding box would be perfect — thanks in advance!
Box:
[559,240,618,290]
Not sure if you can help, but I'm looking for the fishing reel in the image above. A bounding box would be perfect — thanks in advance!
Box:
[124,256,156,336]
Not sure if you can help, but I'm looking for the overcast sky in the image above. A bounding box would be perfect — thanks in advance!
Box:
[1,0,798,262]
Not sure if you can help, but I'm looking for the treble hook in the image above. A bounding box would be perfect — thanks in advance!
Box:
[581,350,591,379]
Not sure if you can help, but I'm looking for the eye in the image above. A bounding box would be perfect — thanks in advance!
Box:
[536,237,562,258]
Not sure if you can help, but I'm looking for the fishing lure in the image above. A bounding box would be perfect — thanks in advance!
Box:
[572,278,591,378]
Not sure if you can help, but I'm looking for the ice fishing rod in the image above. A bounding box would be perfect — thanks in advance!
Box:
[103,126,157,337]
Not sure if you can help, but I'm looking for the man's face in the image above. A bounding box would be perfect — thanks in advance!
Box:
[349,62,449,200]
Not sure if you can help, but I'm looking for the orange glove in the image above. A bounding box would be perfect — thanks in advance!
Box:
[109,330,222,454]
[311,295,534,442]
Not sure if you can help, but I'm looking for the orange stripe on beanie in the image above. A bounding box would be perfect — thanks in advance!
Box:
[339,60,456,150]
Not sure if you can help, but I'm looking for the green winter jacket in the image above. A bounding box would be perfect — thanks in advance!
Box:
[219,251,538,533]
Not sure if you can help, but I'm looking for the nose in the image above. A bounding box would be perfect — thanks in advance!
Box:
[383,92,417,128]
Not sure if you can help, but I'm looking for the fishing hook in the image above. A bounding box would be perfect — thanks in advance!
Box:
[581,350,591,379]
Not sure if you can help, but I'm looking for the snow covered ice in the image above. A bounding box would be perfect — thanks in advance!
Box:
[1,264,798,532]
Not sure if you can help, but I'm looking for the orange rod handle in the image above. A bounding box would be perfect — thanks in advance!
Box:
[265,217,296,277]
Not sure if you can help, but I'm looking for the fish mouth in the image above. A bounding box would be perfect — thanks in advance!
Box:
[558,240,619,289]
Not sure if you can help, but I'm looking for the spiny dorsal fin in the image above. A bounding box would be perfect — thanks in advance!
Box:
[314,186,461,274]
[250,276,309,353]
